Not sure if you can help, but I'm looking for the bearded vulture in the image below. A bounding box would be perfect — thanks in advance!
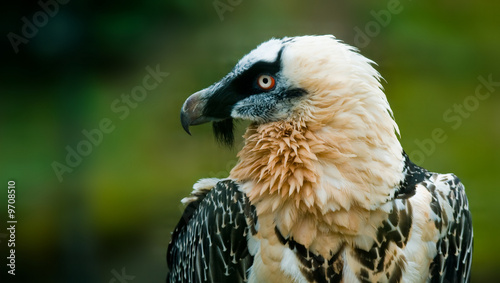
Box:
[167,35,473,283]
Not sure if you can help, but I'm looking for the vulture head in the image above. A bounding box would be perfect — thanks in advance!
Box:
[180,35,404,218]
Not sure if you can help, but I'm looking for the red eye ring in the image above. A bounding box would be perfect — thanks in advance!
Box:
[257,75,276,90]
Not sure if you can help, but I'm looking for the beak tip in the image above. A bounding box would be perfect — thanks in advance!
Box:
[180,111,192,135]
[180,89,215,135]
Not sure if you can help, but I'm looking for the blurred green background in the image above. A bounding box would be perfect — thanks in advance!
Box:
[1,0,499,282]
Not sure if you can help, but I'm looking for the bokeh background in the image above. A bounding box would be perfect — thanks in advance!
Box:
[1,0,499,282]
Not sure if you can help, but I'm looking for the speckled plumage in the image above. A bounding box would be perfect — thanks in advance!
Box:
[169,35,473,283]
[167,179,257,283]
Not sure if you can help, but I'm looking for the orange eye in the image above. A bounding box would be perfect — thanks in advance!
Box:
[257,75,276,90]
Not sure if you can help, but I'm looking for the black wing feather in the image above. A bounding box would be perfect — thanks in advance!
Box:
[428,175,473,283]
[402,154,473,283]
[167,180,256,283]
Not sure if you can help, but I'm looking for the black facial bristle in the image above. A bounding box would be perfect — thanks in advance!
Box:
[212,119,234,148]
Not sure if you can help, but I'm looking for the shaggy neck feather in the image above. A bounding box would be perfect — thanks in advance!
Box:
[230,109,404,254]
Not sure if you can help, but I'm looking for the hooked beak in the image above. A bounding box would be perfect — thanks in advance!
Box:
[180,83,236,147]
[180,89,216,135]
